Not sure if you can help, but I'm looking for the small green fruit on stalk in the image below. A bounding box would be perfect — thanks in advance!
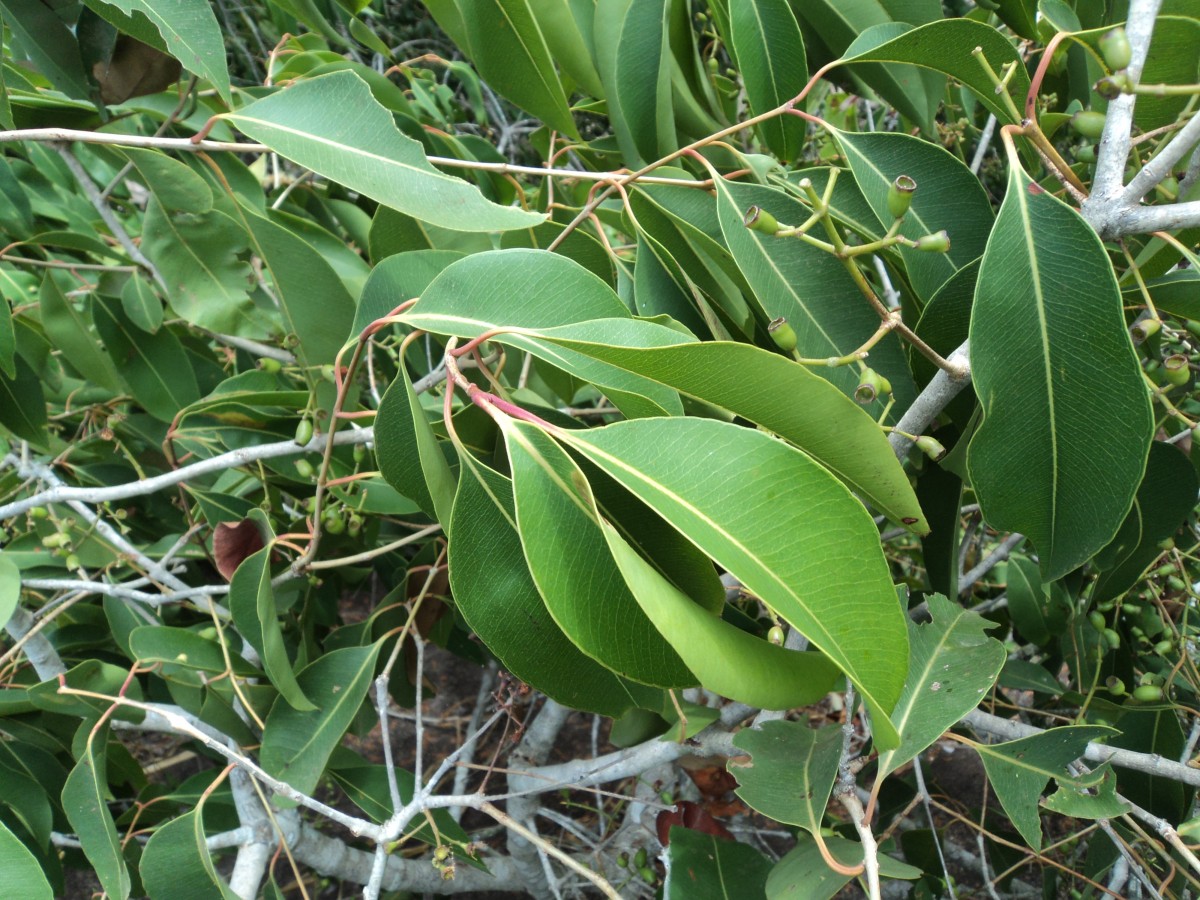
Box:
[854,368,892,404]
[767,625,785,646]
[1163,353,1191,387]
[1130,317,1160,343]
[295,416,314,445]
[915,434,946,461]
[915,230,950,253]
[768,317,797,352]
[1100,26,1132,71]
[1071,111,1107,139]
[744,205,781,235]
[887,175,917,219]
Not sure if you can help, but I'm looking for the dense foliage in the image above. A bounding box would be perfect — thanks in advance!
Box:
[0,0,1199,897]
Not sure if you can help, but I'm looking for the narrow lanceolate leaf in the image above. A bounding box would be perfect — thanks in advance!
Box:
[506,421,695,688]
[0,0,91,98]
[224,71,542,233]
[0,356,47,447]
[84,0,231,102]
[556,417,908,747]
[729,0,807,161]
[449,457,657,716]
[260,642,382,797]
[63,732,131,900]
[376,372,455,523]
[0,554,18,631]
[459,1,579,138]
[732,722,841,832]
[229,545,315,712]
[38,272,122,393]
[876,594,1005,781]
[140,809,238,900]
[974,725,1117,850]
[968,160,1153,581]
[0,819,52,900]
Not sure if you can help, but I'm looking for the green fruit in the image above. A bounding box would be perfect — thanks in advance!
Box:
[767,625,785,646]
[29,506,48,519]
[1071,111,1107,139]
[1100,26,1132,71]
[887,175,917,219]
[1089,611,1107,632]
[915,434,946,461]
[295,417,315,445]
[768,317,798,352]
[1132,684,1164,703]
[1130,317,1160,343]
[1095,74,1132,99]
[65,554,81,571]
[1103,628,1121,649]
[915,230,950,253]
[353,443,367,464]
[259,357,282,374]
[294,459,315,479]
[324,512,346,535]
[854,368,892,405]
[1163,354,1191,387]
[639,866,656,885]
[1075,143,1096,164]
[744,205,781,235]
[320,364,337,383]
[347,514,363,537]
[1154,639,1174,656]
[634,848,647,869]
[1106,676,1126,697]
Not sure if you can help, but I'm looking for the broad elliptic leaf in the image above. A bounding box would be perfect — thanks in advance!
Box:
[973,725,1116,850]
[730,0,808,161]
[766,833,921,899]
[120,275,163,334]
[506,421,695,688]
[140,809,238,900]
[376,371,455,523]
[968,160,1153,581]
[63,732,131,900]
[229,545,315,712]
[557,417,908,747]
[664,827,773,900]
[129,626,259,676]
[732,721,841,832]
[224,72,542,233]
[1041,764,1132,820]
[834,130,994,301]
[449,456,656,716]
[459,1,579,138]
[120,147,213,214]
[0,818,52,900]
[351,249,462,339]
[260,642,381,797]
[842,19,1030,124]
[84,0,231,102]
[876,594,1005,781]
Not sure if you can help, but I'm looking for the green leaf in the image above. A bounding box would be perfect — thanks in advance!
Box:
[1007,554,1069,646]
[63,730,132,900]
[833,130,994,301]
[328,764,471,848]
[129,626,259,676]
[556,417,908,747]
[449,456,655,716]
[529,0,605,97]
[38,272,122,393]
[732,721,841,832]
[0,280,14,380]
[0,355,49,447]
[506,421,695,687]
[93,295,200,421]
[730,0,808,161]
[84,0,231,102]
[0,554,17,635]
[260,642,382,797]
[119,147,213,214]
[1041,763,1132,820]
[1093,442,1199,602]
[968,160,1153,581]
[594,0,675,166]
[140,808,238,900]
[973,725,1116,850]
[766,833,921,899]
[842,18,1029,124]
[229,544,315,712]
[376,371,455,523]
[876,594,1005,781]
[223,71,542,233]
[351,249,462,340]
[119,275,163,334]
[664,827,773,900]
[458,1,579,137]
[0,818,52,900]
[0,0,90,98]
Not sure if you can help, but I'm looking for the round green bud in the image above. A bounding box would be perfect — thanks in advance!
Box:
[65,553,81,571]
[1130,317,1160,343]
[320,364,337,384]
[295,417,315,446]
[1100,26,1132,71]
[1167,575,1187,592]
[259,357,282,374]
[1089,611,1107,632]
[617,853,629,869]
[29,506,48,519]
[887,175,917,219]
[1158,537,1175,551]
[1095,74,1133,99]
[768,317,798,352]
[744,205,781,235]
[1075,143,1096,164]
[634,848,648,869]
[1106,676,1126,697]
[915,434,947,461]
[915,230,950,253]
[1154,639,1174,656]
[1163,354,1191,387]
[639,867,656,885]
[1103,628,1121,649]
[706,57,719,73]
[353,443,367,464]
[1071,111,1107,139]
[294,459,315,480]
[1132,684,1164,703]
[767,625,785,646]
[324,512,346,535]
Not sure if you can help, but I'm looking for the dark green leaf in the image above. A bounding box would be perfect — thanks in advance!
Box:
[140,808,238,900]
[63,730,131,900]
[730,0,808,160]
[0,818,52,900]
[664,827,773,900]
[732,721,841,831]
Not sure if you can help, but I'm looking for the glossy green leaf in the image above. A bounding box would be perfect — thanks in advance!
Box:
[0,279,14,380]
[529,0,605,97]
[351,249,462,339]
[842,18,1030,124]
[328,764,472,849]
[140,808,238,900]
[376,371,455,523]
[93,296,200,421]
[730,0,807,160]
[458,1,578,137]
[224,71,542,232]
[0,818,52,900]
[229,544,315,712]
[1041,763,1131,820]
[506,421,695,687]
[38,272,121,393]
[120,147,213,214]
[449,456,656,716]
[0,0,90,97]
[129,626,258,676]
[556,417,908,747]
[0,353,46,447]
[1093,442,1199,602]
[974,725,1116,850]
[0,554,17,636]
[876,594,1005,781]
[63,731,131,900]
[1007,554,1069,646]
[834,130,994,301]
[732,721,841,831]
[29,660,143,719]
[968,160,1153,581]
[594,0,675,166]
[664,827,773,900]
[992,0,1038,38]
[766,833,921,899]
[120,275,163,334]
[86,0,231,102]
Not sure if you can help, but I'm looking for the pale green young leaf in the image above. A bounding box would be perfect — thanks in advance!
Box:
[732,721,841,831]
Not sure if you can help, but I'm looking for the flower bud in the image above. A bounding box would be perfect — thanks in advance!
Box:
[887,175,917,219]
[768,317,798,352]
[1089,611,1107,632]
[1106,676,1126,697]
[744,205,781,235]
[1130,317,1160,343]
[1132,684,1164,703]
[259,356,282,374]
[854,368,892,404]
[1100,26,1132,71]
[915,230,950,253]
[295,416,315,445]
[353,443,368,464]
[29,506,48,519]
[1163,353,1191,387]
[294,459,315,479]
[1154,639,1174,656]
[915,434,946,461]
[1071,110,1107,139]
[1075,143,1096,164]
[1103,628,1121,649]
[1095,74,1132,99]
[767,625,785,646]
[65,553,81,571]
[324,511,346,535]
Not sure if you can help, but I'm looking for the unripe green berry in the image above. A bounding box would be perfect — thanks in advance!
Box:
[639,866,656,884]
[65,553,81,571]
[915,434,946,461]
[1130,317,1160,343]
[320,364,337,383]
[29,506,48,519]
[1167,575,1187,592]
[324,512,346,535]
[1100,26,1132,71]
[768,317,798,352]
[1103,628,1121,649]
[706,57,719,73]
[767,625,785,646]
[1075,143,1096,164]
[1154,639,1174,656]
[1132,684,1164,703]
[887,175,917,219]
[634,848,648,869]
[1163,354,1191,387]
[915,230,950,253]
[1157,536,1175,551]
[1089,611,1107,632]
[854,368,892,405]
[1071,111,1107,139]
[617,853,628,869]
[295,417,315,445]
[744,205,781,235]
[1106,676,1126,697]
[259,356,282,374]
[294,459,315,479]
[353,443,368,464]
